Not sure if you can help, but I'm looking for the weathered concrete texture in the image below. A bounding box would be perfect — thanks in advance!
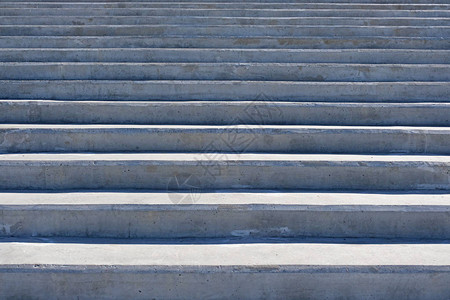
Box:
[2,8,450,17]
[0,0,449,297]
[0,125,449,153]
[0,153,448,190]
[0,238,449,299]
[1,80,449,101]
[1,48,448,63]
[1,16,449,26]
[1,101,449,126]
[2,238,449,265]
[2,63,449,81]
[1,191,449,239]
[1,24,449,37]
[2,3,449,9]
[1,36,447,49]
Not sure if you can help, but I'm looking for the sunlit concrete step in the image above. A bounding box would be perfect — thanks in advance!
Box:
[1,80,448,101]
[0,153,448,190]
[1,62,448,81]
[0,237,449,299]
[2,8,450,17]
[1,36,446,49]
[1,16,449,26]
[2,100,449,126]
[1,125,449,154]
[1,25,448,37]
[1,191,449,239]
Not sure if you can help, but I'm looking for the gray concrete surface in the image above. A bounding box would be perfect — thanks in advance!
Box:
[1,101,449,125]
[2,3,449,9]
[1,125,449,153]
[2,8,449,17]
[2,48,448,63]
[1,238,450,265]
[1,0,449,297]
[1,191,449,238]
[2,63,449,81]
[0,238,449,299]
[0,153,448,190]
[1,16,449,26]
[2,36,447,49]
[2,24,449,37]
[1,80,449,101]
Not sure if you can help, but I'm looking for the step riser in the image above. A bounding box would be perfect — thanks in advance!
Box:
[2,101,450,126]
[1,25,448,37]
[2,49,449,64]
[2,9,449,17]
[1,37,447,49]
[2,206,449,239]
[2,267,449,300]
[1,17,449,26]
[1,63,448,81]
[0,161,448,190]
[1,81,448,101]
[1,128,449,154]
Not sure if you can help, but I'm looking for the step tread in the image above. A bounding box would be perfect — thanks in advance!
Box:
[2,48,448,51]
[0,237,449,267]
[0,190,448,207]
[3,99,449,105]
[1,124,450,131]
[0,61,450,65]
[0,153,448,162]
[2,8,448,18]
[2,79,448,85]
[1,3,448,7]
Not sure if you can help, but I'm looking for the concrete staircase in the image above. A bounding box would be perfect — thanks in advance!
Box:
[0,0,449,298]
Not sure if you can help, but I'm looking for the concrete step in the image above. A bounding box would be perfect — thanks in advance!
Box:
[1,191,449,239]
[1,25,448,37]
[1,125,449,154]
[1,62,448,81]
[1,8,449,17]
[2,100,449,126]
[0,153,448,190]
[0,0,448,297]
[0,190,450,239]
[0,237,449,299]
[1,36,446,49]
[3,49,448,64]
[2,16,449,26]
[2,3,449,9]
[0,80,448,101]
